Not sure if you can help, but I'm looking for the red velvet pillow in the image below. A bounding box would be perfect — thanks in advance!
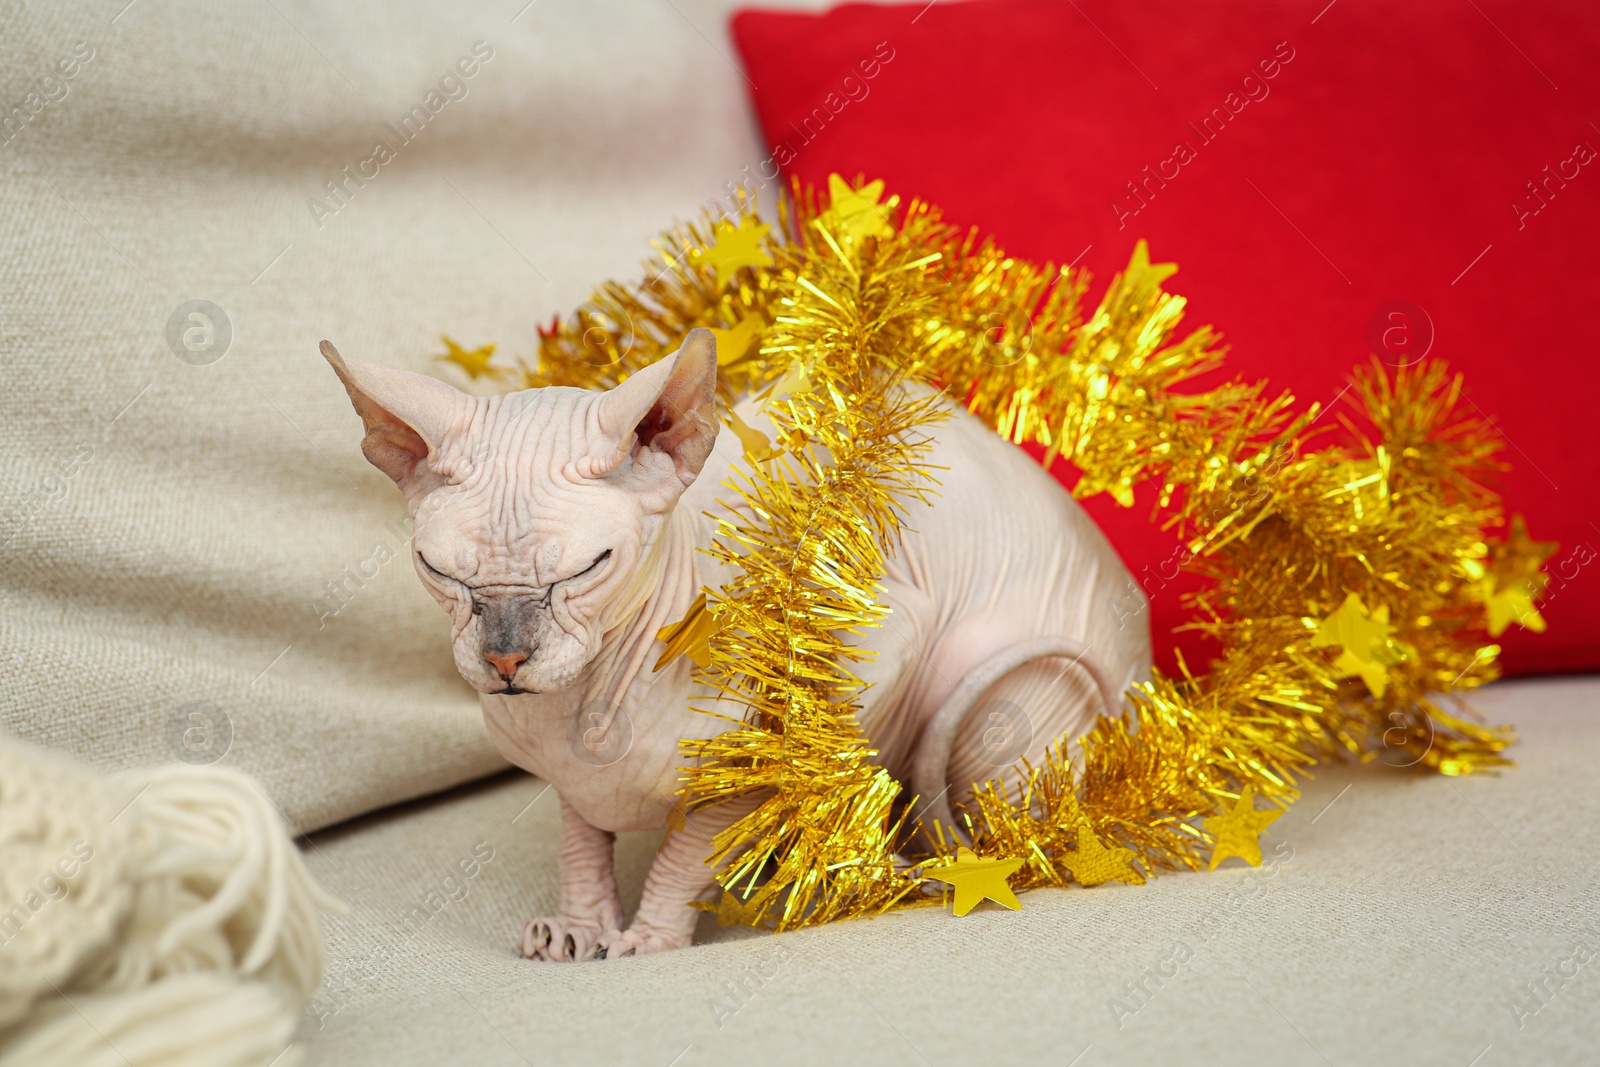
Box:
[730,0,1600,676]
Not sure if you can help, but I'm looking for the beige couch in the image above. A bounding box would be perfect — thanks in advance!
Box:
[300,676,1600,1066]
[4,0,1595,1062]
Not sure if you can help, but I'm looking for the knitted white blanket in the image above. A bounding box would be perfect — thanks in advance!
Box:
[0,732,343,1066]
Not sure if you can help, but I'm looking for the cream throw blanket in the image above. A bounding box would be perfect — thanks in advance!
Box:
[0,731,342,1066]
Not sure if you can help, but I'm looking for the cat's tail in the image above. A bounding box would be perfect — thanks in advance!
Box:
[910,636,1124,846]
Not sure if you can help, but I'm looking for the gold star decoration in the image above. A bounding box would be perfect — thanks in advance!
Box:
[706,313,766,370]
[777,426,810,453]
[1470,515,1558,637]
[693,887,773,928]
[1482,581,1544,637]
[1204,786,1283,869]
[1120,237,1179,291]
[763,358,815,405]
[822,174,894,242]
[724,407,781,464]
[654,592,721,671]
[1059,819,1146,887]
[438,336,501,380]
[922,846,1024,916]
[1309,592,1406,698]
[690,217,774,288]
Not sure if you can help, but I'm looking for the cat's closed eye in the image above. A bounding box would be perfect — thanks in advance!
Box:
[419,555,454,582]
[572,549,612,580]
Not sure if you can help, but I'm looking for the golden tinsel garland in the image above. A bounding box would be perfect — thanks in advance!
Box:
[456,175,1547,929]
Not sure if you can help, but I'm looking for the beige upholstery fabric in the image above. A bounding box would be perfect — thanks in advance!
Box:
[299,675,1600,1066]
[0,0,820,833]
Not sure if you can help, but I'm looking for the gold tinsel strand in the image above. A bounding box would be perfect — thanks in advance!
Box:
[489,177,1526,927]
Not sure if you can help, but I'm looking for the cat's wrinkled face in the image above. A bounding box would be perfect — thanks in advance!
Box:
[322,332,718,696]
[404,397,665,694]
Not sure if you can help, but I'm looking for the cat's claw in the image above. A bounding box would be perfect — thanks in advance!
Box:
[594,926,689,961]
[521,917,609,963]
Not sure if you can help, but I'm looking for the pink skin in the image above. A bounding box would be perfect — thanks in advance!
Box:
[322,329,1149,961]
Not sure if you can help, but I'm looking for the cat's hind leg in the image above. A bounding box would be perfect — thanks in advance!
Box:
[911,637,1123,842]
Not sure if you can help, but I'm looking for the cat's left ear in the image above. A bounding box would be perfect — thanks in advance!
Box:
[321,340,469,500]
[591,328,719,489]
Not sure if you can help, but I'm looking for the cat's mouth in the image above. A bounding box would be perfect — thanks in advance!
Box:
[495,685,535,695]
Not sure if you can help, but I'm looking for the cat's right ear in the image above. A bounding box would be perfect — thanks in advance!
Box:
[321,340,465,496]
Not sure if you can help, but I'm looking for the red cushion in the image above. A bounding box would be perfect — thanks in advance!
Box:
[730,0,1600,676]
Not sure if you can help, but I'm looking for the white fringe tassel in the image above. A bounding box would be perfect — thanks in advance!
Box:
[0,734,345,1066]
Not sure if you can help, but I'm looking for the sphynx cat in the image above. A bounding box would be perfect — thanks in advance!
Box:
[322,329,1149,961]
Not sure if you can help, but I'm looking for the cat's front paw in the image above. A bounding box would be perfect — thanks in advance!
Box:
[521,916,612,962]
[594,925,691,960]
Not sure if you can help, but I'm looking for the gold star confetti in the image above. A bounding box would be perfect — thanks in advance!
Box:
[706,313,766,369]
[1479,578,1545,637]
[438,336,501,380]
[1310,592,1404,698]
[1120,237,1179,290]
[923,847,1024,916]
[777,426,809,453]
[724,407,781,464]
[690,217,774,288]
[763,358,814,404]
[1059,820,1146,887]
[693,888,773,928]
[1471,515,1558,636]
[1204,786,1282,869]
[822,174,894,242]
[1493,515,1559,584]
[654,592,721,671]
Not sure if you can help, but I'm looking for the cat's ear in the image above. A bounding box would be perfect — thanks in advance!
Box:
[591,328,719,488]
[321,340,466,495]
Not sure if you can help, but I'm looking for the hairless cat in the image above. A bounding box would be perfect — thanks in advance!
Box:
[323,328,1150,961]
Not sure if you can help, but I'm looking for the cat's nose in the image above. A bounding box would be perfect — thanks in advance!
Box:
[485,651,528,680]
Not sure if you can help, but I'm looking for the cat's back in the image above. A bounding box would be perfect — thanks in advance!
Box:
[694,383,1148,686]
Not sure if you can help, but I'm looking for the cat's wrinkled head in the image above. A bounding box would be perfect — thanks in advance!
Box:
[322,330,718,695]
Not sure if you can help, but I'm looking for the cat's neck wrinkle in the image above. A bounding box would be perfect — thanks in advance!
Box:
[588,505,702,713]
